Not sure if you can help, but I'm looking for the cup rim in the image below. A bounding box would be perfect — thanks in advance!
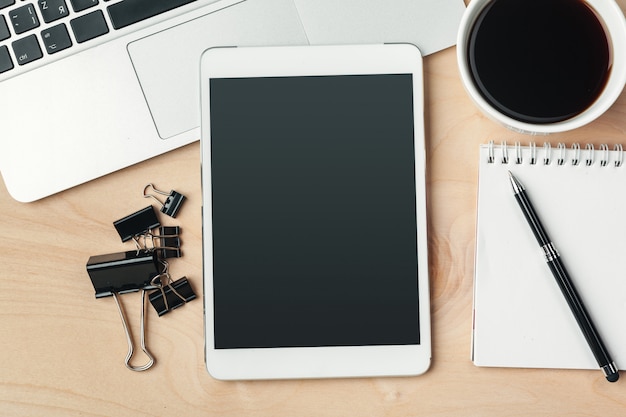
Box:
[457,0,626,134]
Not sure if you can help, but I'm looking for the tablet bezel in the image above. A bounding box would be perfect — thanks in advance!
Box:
[200,44,430,380]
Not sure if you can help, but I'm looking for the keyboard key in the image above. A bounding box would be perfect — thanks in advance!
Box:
[0,45,13,73]
[12,34,42,65]
[42,23,71,54]
[107,0,196,30]
[0,0,15,10]
[0,15,10,41]
[10,4,40,35]
[38,0,69,23]
[69,0,97,13]
[70,10,108,43]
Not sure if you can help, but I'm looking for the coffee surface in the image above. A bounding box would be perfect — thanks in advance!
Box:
[468,0,611,124]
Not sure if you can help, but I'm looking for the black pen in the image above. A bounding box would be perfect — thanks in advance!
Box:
[508,171,619,383]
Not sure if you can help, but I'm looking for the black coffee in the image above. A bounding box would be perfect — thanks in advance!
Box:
[468,0,611,124]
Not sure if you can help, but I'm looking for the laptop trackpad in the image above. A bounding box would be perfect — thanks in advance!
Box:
[128,0,308,139]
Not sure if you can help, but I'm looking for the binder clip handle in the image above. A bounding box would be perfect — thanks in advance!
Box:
[143,183,186,218]
[114,291,155,372]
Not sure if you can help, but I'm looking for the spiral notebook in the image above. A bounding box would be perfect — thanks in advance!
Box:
[473,141,626,371]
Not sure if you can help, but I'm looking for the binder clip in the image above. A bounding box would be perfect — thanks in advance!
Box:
[155,226,182,258]
[148,259,195,316]
[113,206,160,243]
[114,206,182,257]
[143,183,186,218]
[134,226,182,259]
[86,250,161,298]
[149,274,196,316]
[86,250,164,372]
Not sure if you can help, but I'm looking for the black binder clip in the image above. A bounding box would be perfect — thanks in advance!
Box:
[113,206,182,258]
[86,250,162,298]
[143,183,186,218]
[136,226,182,259]
[113,206,160,243]
[156,226,182,258]
[149,276,196,316]
[86,250,163,372]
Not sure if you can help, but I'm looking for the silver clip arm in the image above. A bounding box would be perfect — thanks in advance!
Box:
[113,291,155,372]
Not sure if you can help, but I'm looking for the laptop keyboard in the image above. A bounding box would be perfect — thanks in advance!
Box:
[0,0,197,76]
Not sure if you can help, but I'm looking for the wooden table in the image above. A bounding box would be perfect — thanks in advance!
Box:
[3,4,626,415]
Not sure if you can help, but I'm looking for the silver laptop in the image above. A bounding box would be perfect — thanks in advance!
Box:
[0,0,465,202]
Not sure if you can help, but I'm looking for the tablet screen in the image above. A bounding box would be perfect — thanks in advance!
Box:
[209,74,419,349]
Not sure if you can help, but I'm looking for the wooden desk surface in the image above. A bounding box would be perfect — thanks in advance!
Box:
[3,5,626,415]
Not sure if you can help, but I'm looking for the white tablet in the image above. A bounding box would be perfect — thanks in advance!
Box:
[200,44,430,380]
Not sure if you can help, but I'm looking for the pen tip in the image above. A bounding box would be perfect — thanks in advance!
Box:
[508,171,524,194]
[606,372,619,383]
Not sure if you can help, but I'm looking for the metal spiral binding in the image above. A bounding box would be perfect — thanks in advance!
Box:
[615,144,624,167]
[514,141,523,164]
[486,141,624,167]
[600,144,609,167]
[557,143,566,166]
[585,144,595,166]
[572,143,581,166]
[529,142,537,165]
[542,142,551,165]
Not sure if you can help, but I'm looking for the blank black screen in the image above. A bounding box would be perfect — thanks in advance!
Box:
[210,74,419,349]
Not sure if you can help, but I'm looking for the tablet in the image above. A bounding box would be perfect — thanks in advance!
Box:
[200,44,430,380]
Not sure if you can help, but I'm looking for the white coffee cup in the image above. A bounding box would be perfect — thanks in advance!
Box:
[457,0,626,134]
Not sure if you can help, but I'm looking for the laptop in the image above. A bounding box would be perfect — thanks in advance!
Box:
[0,0,465,202]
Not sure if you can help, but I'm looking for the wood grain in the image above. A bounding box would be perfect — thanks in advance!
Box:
[3,2,626,414]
